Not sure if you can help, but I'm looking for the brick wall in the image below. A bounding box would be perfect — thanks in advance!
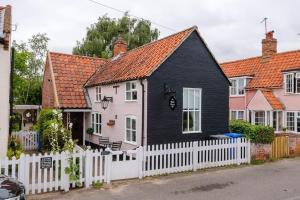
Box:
[42,58,55,108]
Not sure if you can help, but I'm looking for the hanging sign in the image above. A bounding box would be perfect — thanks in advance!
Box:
[40,157,52,169]
[169,96,177,110]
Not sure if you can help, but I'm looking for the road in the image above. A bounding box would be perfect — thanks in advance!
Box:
[29,158,300,200]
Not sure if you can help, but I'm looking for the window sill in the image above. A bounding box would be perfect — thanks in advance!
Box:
[182,131,202,134]
[125,100,138,102]
[123,141,138,146]
[284,93,300,96]
[93,133,102,136]
[230,95,245,98]
[94,101,101,103]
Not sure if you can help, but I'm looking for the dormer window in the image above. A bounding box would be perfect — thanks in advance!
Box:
[284,72,300,94]
[230,78,246,96]
[95,86,101,102]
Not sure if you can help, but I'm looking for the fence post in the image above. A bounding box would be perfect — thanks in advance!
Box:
[247,139,251,164]
[61,152,70,192]
[105,148,112,184]
[236,138,241,165]
[192,141,198,171]
[18,154,26,184]
[84,150,91,188]
[137,146,144,179]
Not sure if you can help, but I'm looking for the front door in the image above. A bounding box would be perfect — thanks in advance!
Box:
[63,112,84,145]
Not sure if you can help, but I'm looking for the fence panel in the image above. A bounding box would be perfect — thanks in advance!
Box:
[13,131,39,151]
[271,136,289,159]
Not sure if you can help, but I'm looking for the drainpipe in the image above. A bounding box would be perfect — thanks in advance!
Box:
[139,79,145,146]
[9,47,15,136]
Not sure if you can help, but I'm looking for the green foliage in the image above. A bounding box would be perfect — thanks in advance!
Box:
[92,181,103,189]
[65,157,82,187]
[7,136,23,160]
[12,33,49,105]
[86,128,94,135]
[35,109,74,152]
[73,13,159,58]
[229,120,275,144]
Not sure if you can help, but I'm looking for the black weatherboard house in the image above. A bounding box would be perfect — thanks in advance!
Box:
[43,26,230,149]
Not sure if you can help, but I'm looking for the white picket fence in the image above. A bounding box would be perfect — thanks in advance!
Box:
[12,131,40,151]
[0,138,250,195]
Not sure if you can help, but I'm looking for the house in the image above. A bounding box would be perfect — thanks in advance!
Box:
[221,31,300,134]
[0,5,12,157]
[42,26,230,149]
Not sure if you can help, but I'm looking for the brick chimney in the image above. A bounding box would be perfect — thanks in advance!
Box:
[113,31,127,56]
[262,30,277,59]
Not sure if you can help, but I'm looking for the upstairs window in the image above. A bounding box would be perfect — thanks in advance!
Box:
[230,78,246,96]
[284,72,300,94]
[95,86,101,102]
[125,82,137,101]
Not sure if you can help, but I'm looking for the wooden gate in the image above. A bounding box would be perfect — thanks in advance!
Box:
[271,136,289,159]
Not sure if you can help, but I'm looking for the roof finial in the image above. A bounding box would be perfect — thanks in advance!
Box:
[260,17,268,34]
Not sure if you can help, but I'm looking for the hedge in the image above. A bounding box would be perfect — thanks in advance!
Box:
[229,120,275,144]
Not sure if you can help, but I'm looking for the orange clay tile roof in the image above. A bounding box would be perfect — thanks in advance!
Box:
[49,52,106,108]
[85,26,196,87]
[261,90,285,110]
[220,50,300,89]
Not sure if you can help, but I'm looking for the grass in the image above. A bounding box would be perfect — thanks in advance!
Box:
[251,159,265,165]
[92,181,103,189]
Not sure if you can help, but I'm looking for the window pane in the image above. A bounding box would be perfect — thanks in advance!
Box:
[238,111,244,120]
[195,89,200,110]
[297,117,300,133]
[238,79,245,95]
[188,111,194,131]
[132,91,137,100]
[255,111,265,125]
[188,89,194,109]
[297,78,300,93]
[231,80,237,95]
[126,130,131,141]
[132,119,136,130]
[287,112,295,131]
[231,111,236,120]
[273,111,277,130]
[132,131,136,142]
[195,111,200,131]
[126,118,131,129]
[131,82,136,89]
[183,111,188,132]
[183,89,188,110]
[126,92,131,100]
[126,82,130,91]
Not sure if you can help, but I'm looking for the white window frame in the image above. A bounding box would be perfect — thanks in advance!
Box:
[254,111,265,126]
[284,72,300,94]
[0,9,4,37]
[286,111,300,133]
[230,110,245,120]
[124,115,137,145]
[230,78,246,97]
[95,86,102,102]
[92,112,101,135]
[125,81,137,101]
[182,88,202,134]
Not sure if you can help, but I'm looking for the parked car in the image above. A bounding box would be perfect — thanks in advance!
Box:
[0,174,26,200]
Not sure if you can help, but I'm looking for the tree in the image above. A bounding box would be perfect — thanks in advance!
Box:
[73,13,159,58]
[13,33,49,105]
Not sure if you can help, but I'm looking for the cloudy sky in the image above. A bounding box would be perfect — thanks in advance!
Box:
[2,0,300,62]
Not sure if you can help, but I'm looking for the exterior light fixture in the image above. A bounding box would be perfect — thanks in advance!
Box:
[101,96,113,110]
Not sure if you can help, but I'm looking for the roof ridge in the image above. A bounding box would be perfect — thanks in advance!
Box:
[49,51,107,61]
[122,26,197,55]
[221,49,300,65]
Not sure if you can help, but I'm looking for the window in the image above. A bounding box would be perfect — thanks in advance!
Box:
[183,88,202,133]
[284,72,300,94]
[92,113,101,135]
[125,82,137,101]
[286,111,300,132]
[125,116,136,143]
[230,78,246,96]
[230,110,245,120]
[95,86,101,102]
[273,111,283,132]
[255,111,265,125]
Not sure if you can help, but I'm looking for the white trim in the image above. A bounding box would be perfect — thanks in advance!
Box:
[182,88,202,134]
[92,112,102,135]
[230,110,246,120]
[229,78,246,97]
[124,115,137,144]
[95,86,102,102]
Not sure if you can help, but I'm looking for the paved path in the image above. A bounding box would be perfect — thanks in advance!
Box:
[29,158,300,200]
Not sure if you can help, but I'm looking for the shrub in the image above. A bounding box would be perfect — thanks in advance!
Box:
[7,136,23,159]
[229,120,275,144]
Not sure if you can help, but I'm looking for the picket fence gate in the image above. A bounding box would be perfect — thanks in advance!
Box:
[0,138,250,195]
[12,131,40,151]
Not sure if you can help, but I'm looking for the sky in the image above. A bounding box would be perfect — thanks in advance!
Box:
[2,0,300,62]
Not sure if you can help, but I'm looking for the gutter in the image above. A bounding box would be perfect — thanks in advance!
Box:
[139,79,145,146]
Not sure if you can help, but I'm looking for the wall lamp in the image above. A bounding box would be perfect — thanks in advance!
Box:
[101,96,113,110]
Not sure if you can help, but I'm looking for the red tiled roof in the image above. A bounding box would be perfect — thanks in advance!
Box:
[49,52,106,108]
[85,26,196,87]
[221,50,300,89]
[261,90,284,110]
